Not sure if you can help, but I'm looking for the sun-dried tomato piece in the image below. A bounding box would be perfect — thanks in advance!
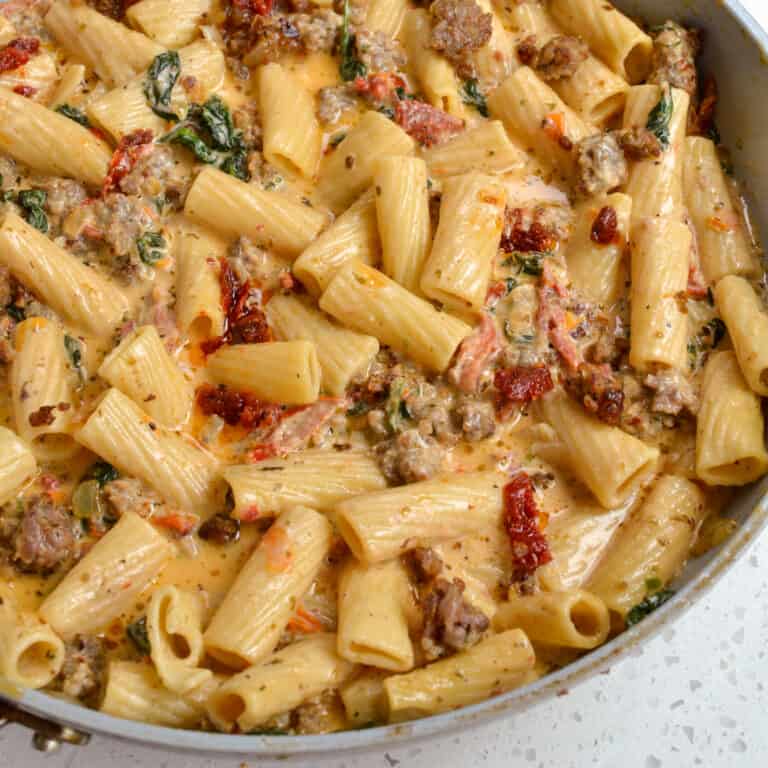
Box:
[500,208,558,253]
[201,258,272,353]
[590,205,619,245]
[102,129,154,195]
[394,99,464,147]
[503,473,551,581]
[0,37,40,74]
[495,365,553,405]
[196,383,281,430]
[12,85,37,98]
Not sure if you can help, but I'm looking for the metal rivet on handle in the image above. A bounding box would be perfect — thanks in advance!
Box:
[32,733,61,753]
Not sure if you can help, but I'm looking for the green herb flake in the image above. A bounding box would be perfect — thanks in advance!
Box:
[504,277,518,294]
[136,231,167,266]
[55,104,91,128]
[17,189,48,233]
[644,577,663,592]
[5,304,25,322]
[460,79,489,117]
[64,334,83,372]
[701,317,726,348]
[89,461,119,487]
[144,51,181,121]
[385,378,410,433]
[329,132,347,148]
[126,616,151,655]
[646,85,674,150]
[513,251,546,276]
[339,0,367,82]
[346,400,371,417]
[626,588,675,627]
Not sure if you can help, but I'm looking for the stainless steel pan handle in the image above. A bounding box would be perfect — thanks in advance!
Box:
[0,699,90,753]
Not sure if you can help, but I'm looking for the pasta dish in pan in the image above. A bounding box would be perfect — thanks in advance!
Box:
[0,0,764,735]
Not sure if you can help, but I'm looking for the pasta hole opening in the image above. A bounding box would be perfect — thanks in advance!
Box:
[214,693,246,724]
[334,516,364,561]
[207,646,249,672]
[570,600,600,638]
[171,633,191,660]
[17,640,57,680]
[348,642,405,670]
[705,459,763,485]
[589,93,626,126]
[32,433,78,462]
[625,44,652,85]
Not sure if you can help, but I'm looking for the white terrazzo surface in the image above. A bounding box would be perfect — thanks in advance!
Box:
[3,2,768,766]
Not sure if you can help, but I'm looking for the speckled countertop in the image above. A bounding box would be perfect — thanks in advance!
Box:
[3,1,768,765]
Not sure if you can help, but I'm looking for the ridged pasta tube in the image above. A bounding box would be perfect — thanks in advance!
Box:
[550,0,653,83]
[11,318,78,462]
[0,427,36,505]
[384,629,535,719]
[76,388,221,515]
[493,589,610,649]
[319,260,471,372]
[203,506,333,669]
[185,167,327,256]
[0,89,112,188]
[126,0,211,48]
[335,471,506,563]
[207,634,355,732]
[316,110,415,212]
[695,351,768,486]
[224,449,386,520]
[588,475,707,616]
[541,390,659,508]
[0,213,130,336]
[206,341,321,405]
[421,173,506,315]
[715,275,768,395]
[99,325,191,428]
[293,189,380,296]
[40,512,175,639]
[266,294,379,396]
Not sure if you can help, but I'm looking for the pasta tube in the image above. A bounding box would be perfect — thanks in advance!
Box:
[76,388,221,515]
[488,67,594,179]
[374,156,432,294]
[421,173,506,315]
[204,506,333,669]
[101,662,205,728]
[224,449,386,520]
[566,194,631,305]
[98,325,191,428]
[44,1,162,88]
[185,167,327,256]
[623,85,689,224]
[541,391,659,508]
[126,0,212,48]
[588,475,707,616]
[316,110,415,212]
[422,121,526,177]
[292,189,380,297]
[340,671,388,727]
[401,10,463,116]
[40,512,175,639]
[696,351,768,486]
[0,602,65,689]
[266,294,379,396]
[0,427,36,505]
[147,586,212,695]
[88,41,226,141]
[11,318,78,462]
[366,0,408,37]
[683,137,759,283]
[714,275,768,395]
[206,341,321,405]
[335,471,505,563]
[174,220,227,340]
[0,88,111,188]
[258,63,322,178]
[384,630,535,719]
[319,260,472,372]
[549,0,653,83]
[629,217,690,372]
[337,559,414,671]
[207,634,355,732]
[493,589,609,649]
[0,213,130,336]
